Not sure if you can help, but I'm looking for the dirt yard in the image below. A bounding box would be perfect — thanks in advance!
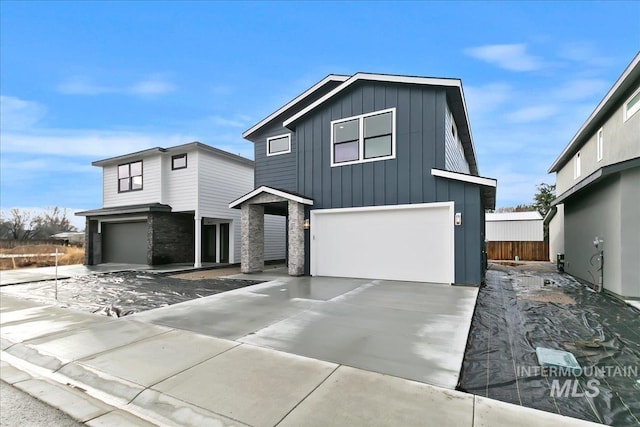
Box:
[0,245,84,270]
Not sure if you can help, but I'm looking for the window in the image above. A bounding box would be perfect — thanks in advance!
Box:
[118,161,143,192]
[596,128,603,162]
[331,108,395,167]
[172,153,187,170]
[574,152,581,179]
[267,134,291,156]
[624,88,640,122]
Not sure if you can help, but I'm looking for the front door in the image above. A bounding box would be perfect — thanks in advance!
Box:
[202,224,216,262]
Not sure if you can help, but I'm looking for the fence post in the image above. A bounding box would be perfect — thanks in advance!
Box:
[55,248,58,301]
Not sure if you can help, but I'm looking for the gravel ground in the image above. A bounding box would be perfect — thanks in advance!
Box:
[0,270,264,317]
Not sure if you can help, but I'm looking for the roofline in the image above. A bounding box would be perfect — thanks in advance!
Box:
[283,73,464,127]
[551,157,640,206]
[548,51,640,173]
[242,74,350,139]
[229,186,314,209]
[92,141,253,167]
[431,168,496,187]
[282,72,478,175]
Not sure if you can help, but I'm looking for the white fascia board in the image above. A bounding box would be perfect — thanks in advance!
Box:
[242,75,350,139]
[229,186,313,209]
[548,52,640,173]
[310,201,455,216]
[283,73,463,128]
[431,168,497,187]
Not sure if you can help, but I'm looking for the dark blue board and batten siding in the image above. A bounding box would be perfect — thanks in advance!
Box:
[255,80,485,285]
[253,120,298,194]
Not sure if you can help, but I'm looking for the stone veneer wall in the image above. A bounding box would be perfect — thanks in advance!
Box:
[84,218,100,265]
[148,212,195,265]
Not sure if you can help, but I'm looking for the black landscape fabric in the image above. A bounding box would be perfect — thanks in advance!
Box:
[459,264,640,426]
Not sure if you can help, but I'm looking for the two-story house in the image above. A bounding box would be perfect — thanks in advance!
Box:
[77,142,286,267]
[548,52,640,299]
[230,73,497,286]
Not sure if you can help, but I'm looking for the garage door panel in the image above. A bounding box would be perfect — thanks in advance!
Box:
[102,222,148,264]
[311,203,453,283]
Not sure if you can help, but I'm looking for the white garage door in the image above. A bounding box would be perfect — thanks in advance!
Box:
[311,202,454,283]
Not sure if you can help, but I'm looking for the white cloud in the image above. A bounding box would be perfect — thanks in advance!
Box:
[0,96,47,131]
[558,43,614,68]
[56,77,112,95]
[507,105,558,123]
[1,129,197,158]
[465,44,543,72]
[57,75,176,96]
[128,78,176,95]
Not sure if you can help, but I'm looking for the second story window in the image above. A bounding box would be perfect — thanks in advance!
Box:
[574,152,581,179]
[118,160,143,192]
[172,153,187,170]
[331,108,396,167]
[267,134,291,156]
[596,128,603,162]
[623,88,640,122]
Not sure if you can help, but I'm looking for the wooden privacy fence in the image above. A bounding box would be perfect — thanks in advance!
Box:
[486,241,549,261]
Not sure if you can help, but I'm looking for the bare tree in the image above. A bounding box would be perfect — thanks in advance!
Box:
[0,207,77,240]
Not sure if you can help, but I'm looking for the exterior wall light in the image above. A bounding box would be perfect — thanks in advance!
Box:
[303,219,311,229]
[455,212,462,226]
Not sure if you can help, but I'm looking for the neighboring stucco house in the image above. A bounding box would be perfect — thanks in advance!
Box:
[231,73,496,285]
[77,142,285,267]
[548,53,640,299]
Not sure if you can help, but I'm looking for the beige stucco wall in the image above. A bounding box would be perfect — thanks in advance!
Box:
[548,204,565,262]
[620,168,640,298]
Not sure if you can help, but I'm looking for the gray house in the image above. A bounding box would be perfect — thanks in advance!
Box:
[231,73,496,285]
[548,52,639,299]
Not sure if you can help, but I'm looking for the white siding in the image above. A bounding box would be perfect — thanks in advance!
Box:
[164,149,198,212]
[103,156,162,207]
[445,103,470,174]
[198,152,252,264]
[486,220,544,242]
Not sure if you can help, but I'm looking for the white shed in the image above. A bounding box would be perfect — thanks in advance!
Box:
[486,211,544,242]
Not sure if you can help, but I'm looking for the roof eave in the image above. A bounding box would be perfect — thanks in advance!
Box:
[242,74,350,140]
[548,52,640,173]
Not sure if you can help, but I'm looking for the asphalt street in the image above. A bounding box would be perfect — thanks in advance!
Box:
[0,380,82,427]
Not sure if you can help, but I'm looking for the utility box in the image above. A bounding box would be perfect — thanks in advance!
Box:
[557,253,565,272]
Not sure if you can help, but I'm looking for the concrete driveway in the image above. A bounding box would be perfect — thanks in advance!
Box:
[133,268,478,389]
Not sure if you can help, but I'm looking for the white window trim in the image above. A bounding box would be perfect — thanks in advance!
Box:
[623,87,640,122]
[330,107,396,167]
[266,133,291,157]
[574,151,581,179]
[596,128,603,162]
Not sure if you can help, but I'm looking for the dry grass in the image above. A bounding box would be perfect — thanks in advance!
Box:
[0,245,84,270]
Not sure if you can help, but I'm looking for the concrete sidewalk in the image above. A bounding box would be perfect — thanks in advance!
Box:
[0,294,601,426]
[0,263,226,286]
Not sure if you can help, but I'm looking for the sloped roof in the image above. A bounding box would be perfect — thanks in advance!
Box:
[92,142,253,167]
[486,211,542,222]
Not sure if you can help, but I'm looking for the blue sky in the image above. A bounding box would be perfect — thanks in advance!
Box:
[1,1,639,229]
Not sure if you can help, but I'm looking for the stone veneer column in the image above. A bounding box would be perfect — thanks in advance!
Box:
[241,204,264,273]
[288,201,305,276]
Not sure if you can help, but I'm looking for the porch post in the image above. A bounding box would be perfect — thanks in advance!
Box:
[241,204,264,273]
[194,215,202,268]
[288,201,305,276]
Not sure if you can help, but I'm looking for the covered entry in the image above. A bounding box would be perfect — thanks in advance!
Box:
[230,186,313,276]
[311,202,455,283]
